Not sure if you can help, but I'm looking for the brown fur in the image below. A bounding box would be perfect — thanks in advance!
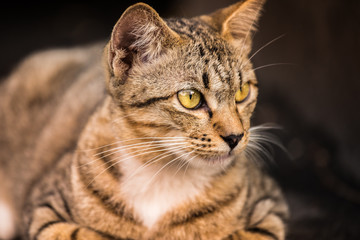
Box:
[0,1,288,239]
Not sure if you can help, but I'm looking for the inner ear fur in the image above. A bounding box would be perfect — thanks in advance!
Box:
[200,0,266,50]
[108,3,181,80]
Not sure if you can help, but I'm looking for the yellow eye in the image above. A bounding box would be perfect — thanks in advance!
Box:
[235,82,250,103]
[178,89,202,109]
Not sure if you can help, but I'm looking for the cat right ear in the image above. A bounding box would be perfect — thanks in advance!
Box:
[108,3,181,80]
[200,0,266,53]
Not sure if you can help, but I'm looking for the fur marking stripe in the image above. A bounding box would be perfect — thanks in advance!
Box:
[38,203,66,222]
[130,95,171,108]
[86,185,137,223]
[70,228,80,240]
[88,226,134,240]
[202,72,209,89]
[171,186,242,226]
[58,189,73,220]
[124,114,178,130]
[246,196,276,226]
[96,151,123,179]
[34,220,64,240]
[76,165,137,223]
[246,227,279,240]
[238,71,243,85]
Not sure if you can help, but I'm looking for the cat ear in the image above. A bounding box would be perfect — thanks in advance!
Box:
[108,3,180,78]
[201,0,266,51]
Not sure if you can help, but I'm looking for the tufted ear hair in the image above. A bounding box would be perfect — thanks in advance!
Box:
[200,0,266,52]
[108,3,181,80]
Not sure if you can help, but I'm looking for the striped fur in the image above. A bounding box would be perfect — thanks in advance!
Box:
[0,0,288,239]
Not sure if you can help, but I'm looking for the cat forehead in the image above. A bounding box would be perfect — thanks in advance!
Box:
[172,20,244,91]
[166,18,232,51]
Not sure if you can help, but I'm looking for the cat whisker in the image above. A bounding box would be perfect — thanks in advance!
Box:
[245,124,289,165]
[183,153,195,177]
[84,143,187,176]
[252,63,296,72]
[93,140,188,158]
[174,153,198,177]
[126,146,189,177]
[79,136,188,152]
[85,144,189,187]
[77,141,187,169]
[246,142,274,166]
[121,146,190,188]
[80,140,186,167]
[241,34,285,70]
[143,150,195,189]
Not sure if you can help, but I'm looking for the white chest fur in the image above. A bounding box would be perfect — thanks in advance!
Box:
[120,157,214,228]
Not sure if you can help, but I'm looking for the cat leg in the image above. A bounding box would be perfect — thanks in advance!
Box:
[27,204,112,240]
[224,198,287,240]
[224,214,285,240]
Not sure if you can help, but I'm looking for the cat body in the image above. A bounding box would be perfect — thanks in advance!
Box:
[0,0,288,239]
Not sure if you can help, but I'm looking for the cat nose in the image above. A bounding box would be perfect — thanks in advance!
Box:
[221,134,244,150]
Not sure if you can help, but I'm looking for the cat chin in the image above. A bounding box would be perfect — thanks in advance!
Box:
[187,154,235,170]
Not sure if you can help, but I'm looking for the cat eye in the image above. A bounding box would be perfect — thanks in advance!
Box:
[177,89,202,109]
[235,82,250,103]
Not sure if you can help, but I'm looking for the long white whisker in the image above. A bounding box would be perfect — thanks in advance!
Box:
[144,150,194,189]
[252,63,296,72]
[175,153,198,177]
[245,124,289,166]
[78,141,187,168]
[85,145,188,187]
[125,146,188,179]
[241,34,285,70]
[183,153,198,177]
[79,136,188,152]
[122,146,189,187]
[94,143,187,171]
[93,140,187,158]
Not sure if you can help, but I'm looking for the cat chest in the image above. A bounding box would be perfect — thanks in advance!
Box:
[120,163,210,229]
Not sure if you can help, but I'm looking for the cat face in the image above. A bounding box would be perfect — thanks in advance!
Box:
[105,0,264,169]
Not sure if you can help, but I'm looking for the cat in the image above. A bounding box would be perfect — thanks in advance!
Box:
[0,0,289,239]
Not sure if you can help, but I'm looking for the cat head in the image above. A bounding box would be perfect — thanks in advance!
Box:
[104,0,265,169]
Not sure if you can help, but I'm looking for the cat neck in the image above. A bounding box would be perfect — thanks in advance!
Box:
[117,146,221,228]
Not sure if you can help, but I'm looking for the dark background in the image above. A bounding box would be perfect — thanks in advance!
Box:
[1,0,359,239]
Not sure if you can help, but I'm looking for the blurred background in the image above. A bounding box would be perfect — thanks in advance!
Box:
[1,0,359,239]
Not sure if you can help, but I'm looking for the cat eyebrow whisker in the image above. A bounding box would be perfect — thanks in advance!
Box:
[251,62,296,72]
[241,34,285,71]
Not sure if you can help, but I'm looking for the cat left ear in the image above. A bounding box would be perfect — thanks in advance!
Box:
[109,3,181,79]
[200,0,266,51]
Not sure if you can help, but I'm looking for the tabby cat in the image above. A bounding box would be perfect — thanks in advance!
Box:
[0,0,288,239]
